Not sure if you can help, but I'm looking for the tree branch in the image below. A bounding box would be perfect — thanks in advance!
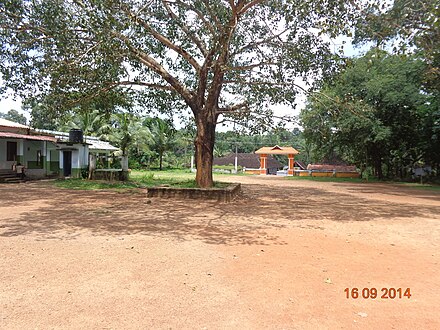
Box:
[116,81,175,91]
[162,0,208,57]
[222,61,276,71]
[113,31,195,105]
[200,0,223,33]
[216,102,248,114]
[238,0,265,15]
[231,28,289,56]
[121,5,202,74]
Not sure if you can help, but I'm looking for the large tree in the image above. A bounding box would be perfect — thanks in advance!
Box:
[1,0,359,187]
[354,0,439,91]
[301,49,430,179]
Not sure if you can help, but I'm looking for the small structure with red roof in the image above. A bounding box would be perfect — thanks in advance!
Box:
[255,145,300,176]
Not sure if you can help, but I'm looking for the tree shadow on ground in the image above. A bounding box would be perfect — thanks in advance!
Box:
[337,183,440,202]
[0,181,439,245]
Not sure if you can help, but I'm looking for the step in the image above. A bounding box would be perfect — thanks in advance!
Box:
[2,177,25,183]
[0,174,18,179]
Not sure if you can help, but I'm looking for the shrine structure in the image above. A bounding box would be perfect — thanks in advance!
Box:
[255,145,300,176]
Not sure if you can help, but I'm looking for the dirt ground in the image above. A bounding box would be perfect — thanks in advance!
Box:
[1,176,439,329]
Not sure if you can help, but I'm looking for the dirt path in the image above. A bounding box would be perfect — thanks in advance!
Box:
[1,177,439,329]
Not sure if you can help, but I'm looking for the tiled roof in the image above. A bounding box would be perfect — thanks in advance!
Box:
[294,160,307,170]
[255,145,300,155]
[35,129,118,151]
[0,118,29,129]
[214,153,281,169]
[0,131,57,142]
[86,137,119,151]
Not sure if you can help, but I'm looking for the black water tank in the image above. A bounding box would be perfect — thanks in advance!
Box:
[69,129,83,143]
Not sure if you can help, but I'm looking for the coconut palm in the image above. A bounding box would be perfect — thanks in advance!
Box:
[145,118,176,170]
[59,108,104,140]
[100,112,152,178]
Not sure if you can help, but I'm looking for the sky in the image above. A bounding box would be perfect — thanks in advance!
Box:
[0,91,24,117]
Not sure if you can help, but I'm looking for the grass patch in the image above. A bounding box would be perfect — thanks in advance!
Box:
[130,169,195,182]
[53,179,138,190]
[131,171,227,188]
[53,170,231,190]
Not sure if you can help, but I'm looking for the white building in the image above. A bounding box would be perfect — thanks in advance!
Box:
[0,118,118,179]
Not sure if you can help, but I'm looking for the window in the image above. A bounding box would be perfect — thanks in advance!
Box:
[7,141,17,161]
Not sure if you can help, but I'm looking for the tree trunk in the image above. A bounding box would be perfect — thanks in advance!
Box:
[375,157,383,180]
[159,152,163,171]
[194,110,216,188]
[88,153,96,180]
[121,154,129,181]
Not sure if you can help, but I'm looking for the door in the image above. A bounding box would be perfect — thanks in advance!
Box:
[7,141,17,162]
[63,151,72,177]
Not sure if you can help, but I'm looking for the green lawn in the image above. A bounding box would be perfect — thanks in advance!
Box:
[53,169,440,192]
[53,179,139,191]
[130,169,195,182]
[54,169,231,190]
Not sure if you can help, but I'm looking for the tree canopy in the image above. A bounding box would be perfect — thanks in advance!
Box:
[300,49,437,179]
[354,0,439,92]
[1,0,361,186]
[0,108,27,124]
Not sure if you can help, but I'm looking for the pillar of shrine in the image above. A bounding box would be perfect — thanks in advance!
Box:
[287,153,295,176]
[259,154,267,175]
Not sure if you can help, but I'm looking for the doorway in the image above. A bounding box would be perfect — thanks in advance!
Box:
[63,151,72,177]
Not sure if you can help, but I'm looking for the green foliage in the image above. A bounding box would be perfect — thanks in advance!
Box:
[54,170,228,190]
[0,109,27,125]
[144,117,176,170]
[214,127,307,161]
[354,0,439,92]
[23,99,59,130]
[301,49,434,179]
[0,0,363,187]
[0,0,356,112]
[58,108,105,137]
[80,168,89,179]
[100,112,151,157]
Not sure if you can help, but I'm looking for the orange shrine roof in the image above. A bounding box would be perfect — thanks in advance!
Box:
[254,145,300,155]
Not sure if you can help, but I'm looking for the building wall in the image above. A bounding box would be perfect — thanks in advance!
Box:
[49,148,60,173]
[0,139,11,169]
[59,144,89,178]
[0,139,24,170]
[24,140,44,169]
[24,140,58,178]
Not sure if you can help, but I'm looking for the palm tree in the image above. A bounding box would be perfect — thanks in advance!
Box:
[145,118,176,170]
[100,113,152,179]
[59,108,104,140]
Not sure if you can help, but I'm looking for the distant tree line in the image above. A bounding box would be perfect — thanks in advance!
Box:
[0,109,27,125]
